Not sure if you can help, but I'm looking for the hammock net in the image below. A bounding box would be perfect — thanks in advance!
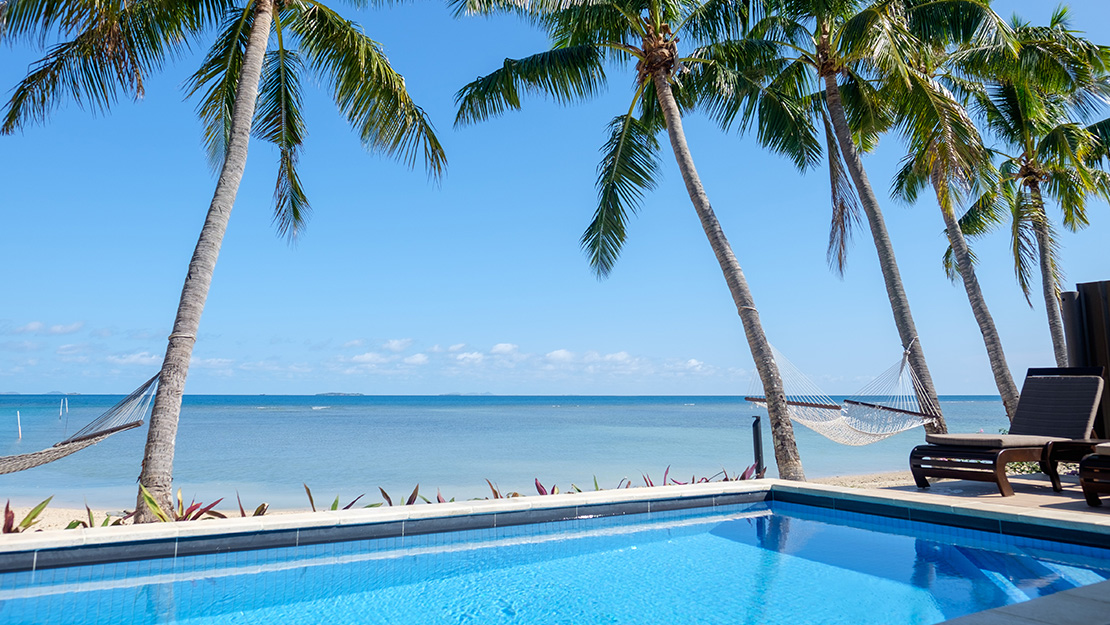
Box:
[0,374,158,475]
[747,345,939,446]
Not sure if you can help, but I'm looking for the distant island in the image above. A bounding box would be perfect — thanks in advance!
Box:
[316,392,365,397]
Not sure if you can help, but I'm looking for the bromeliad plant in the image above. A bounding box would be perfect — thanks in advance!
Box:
[3,497,52,534]
[65,504,135,529]
[138,486,224,522]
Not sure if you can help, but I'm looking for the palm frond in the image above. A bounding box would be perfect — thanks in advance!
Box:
[822,108,860,275]
[253,16,309,241]
[295,2,446,179]
[581,112,661,278]
[677,0,749,47]
[183,5,254,170]
[454,45,606,127]
[2,0,219,134]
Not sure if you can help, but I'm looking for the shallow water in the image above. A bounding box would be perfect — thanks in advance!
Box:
[0,395,1007,508]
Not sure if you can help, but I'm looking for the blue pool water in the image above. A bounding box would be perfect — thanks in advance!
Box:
[2,501,1107,625]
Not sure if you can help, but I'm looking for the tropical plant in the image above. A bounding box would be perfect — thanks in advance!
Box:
[65,504,135,529]
[138,485,224,522]
[1,0,447,522]
[2,497,52,533]
[722,0,1020,434]
[236,493,269,517]
[454,0,805,479]
[947,8,1110,366]
[304,484,374,511]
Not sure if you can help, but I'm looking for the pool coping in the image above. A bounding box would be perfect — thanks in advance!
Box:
[2,478,1109,576]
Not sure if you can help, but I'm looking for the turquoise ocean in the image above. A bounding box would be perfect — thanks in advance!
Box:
[0,395,1007,509]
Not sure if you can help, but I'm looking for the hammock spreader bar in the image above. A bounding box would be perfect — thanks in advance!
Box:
[0,374,158,475]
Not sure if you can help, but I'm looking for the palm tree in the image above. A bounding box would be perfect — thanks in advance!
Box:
[722,0,1014,434]
[950,8,1110,367]
[889,42,1021,420]
[3,0,447,520]
[454,0,806,479]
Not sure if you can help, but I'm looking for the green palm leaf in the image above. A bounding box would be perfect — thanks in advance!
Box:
[581,112,662,277]
[454,45,607,127]
[1,0,221,134]
[253,36,309,240]
[294,2,446,179]
[183,4,254,169]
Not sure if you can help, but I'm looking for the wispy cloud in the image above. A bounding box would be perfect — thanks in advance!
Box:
[490,343,518,355]
[0,341,42,353]
[545,349,574,362]
[384,338,413,353]
[343,339,364,348]
[352,352,391,364]
[448,343,466,352]
[403,353,429,365]
[106,351,161,366]
[456,352,484,364]
[16,321,84,335]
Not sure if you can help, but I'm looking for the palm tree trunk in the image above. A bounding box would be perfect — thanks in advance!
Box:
[135,0,274,522]
[652,71,805,481]
[822,73,947,433]
[1028,181,1069,367]
[937,198,1020,420]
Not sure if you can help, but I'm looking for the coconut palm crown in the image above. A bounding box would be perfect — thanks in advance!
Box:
[454,0,808,479]
[700,0,1016,433]
[944,8,1110,366]
[3,0,447,519]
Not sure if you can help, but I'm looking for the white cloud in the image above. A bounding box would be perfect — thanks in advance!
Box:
[384,338,413,352]
[428,344,443,353]
[18,321,85,335]
[239,361,311,374]
[545,349,574,362]
[0,341,42,353]
[352,352,390,364]
[456,352,484,364]
[403,353,429,365]
[490,343,518,355]
[107,351,161,366]
[685,358,705,371]
[343,339,364,348]
[56,344,89,356]
[192,357,235,369]
[448,343,466,352]
[604,351,632,363]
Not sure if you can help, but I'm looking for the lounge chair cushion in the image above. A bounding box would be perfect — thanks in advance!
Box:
[924,433,1067,448]
[1097,443,1110,455]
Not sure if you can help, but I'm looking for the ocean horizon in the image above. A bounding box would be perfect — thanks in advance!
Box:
[0,394,1009,510]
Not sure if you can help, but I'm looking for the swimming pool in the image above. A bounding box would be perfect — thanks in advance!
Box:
[1,495,1108,625]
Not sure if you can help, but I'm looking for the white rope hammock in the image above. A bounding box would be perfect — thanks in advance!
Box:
[746,344,940,446]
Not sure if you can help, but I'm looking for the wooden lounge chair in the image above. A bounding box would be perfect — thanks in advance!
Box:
[909,368,1104,497]
[1079,443,1110,506]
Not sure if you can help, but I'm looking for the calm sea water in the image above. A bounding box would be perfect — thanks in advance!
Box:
[0,395,1006,509]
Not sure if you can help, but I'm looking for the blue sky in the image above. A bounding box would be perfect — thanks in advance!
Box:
[1,0,1107,396]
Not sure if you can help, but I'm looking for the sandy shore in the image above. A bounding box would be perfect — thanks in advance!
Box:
[5,472,917,533]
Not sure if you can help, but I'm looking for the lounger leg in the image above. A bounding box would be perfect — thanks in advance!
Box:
[1083,485,1103,507]
[1044,460,1063,492]
[993,465,1015,497]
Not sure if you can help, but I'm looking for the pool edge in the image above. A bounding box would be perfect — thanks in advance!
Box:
[2,479,1110,574]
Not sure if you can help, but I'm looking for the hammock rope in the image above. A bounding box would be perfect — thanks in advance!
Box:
[0,374,158,475]
[746,345,938,446]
